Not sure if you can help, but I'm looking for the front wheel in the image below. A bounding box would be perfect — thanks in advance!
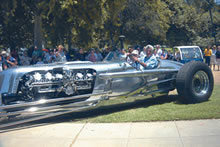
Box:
[176,61,214,103]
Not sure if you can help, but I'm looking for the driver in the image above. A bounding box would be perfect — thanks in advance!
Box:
[129,45,158,70]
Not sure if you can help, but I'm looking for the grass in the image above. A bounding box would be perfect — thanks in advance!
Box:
[46,85,220,123]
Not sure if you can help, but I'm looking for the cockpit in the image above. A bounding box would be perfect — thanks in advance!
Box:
[103,51,127,62]
[103,50,159,70]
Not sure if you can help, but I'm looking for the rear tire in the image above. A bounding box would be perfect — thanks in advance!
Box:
[176,61,214,103]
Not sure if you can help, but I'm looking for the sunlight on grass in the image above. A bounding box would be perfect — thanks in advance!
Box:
[74,85,220,123]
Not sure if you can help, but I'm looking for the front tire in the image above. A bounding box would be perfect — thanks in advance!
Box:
[176,61,214,103]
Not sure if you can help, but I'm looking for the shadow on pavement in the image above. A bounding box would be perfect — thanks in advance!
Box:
[0,94,180,132]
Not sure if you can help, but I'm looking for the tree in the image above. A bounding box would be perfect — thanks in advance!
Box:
[0,0,34,49]
[120,0,172,45]
[163,0,201,46]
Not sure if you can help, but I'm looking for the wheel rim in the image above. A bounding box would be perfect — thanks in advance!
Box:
[192,70,209,96]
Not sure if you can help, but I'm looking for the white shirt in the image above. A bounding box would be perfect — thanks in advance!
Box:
[157,49,162,57]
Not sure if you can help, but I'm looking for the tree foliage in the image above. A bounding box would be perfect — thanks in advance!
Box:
[0,0,219,50]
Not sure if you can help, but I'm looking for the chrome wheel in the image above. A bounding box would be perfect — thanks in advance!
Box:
[192,71,209,96]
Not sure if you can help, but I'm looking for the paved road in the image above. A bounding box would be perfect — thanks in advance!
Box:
[1,119,220,147]
[212,70,220,85]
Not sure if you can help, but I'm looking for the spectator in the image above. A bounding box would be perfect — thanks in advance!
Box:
[175,51,181,61]
[102,47,110,58]
[75,48,86,61]
[153,49,159,59]
[160,49,167,60]
[0,51,8,71]
[64,49,71,61]
[140,46,147,60]
[56,45,66,62]
[0,56,3,71]
[215,46,220,71]
[135,45,141,54]
[204,45,212,67]
[95,49,103,61]
[31,55,38,65]
[32,46,41,58]
[27,46,34,58]
[6,52,18,68]
[31,46,41,64]
[212,45,217,54]
[11,49,19,61]
[155,45,162,57]
[0,51,18,69]
[210,45,217,70]
[36,56,44,64]
[42,48,51,64]
[167,50,173,60]
[19,51,31,66]
[48,49,56,63]
[87,49,97,62]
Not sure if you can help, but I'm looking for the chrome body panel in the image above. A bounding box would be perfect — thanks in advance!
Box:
[0,60,182,97]
[0,55,183,128]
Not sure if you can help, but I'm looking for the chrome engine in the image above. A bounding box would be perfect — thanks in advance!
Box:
[3,68,96,104]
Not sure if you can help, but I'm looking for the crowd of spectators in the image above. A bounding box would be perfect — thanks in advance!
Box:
[204,45,220,71]
[0,44,108,71]
[0,44,219,71]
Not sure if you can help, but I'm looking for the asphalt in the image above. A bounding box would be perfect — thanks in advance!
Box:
[0,119,220,147]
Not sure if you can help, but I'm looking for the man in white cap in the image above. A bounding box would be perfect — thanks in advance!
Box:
[127,49,141,69]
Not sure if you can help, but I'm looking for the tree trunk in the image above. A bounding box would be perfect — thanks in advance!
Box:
[68,31,72,50]
[34,15,43,50]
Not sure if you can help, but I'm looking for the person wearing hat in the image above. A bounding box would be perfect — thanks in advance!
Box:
[126,46,135,64]
[6,52,17,68]
[0,51,17,70]
[129,45,158,70]
[127,49,141,69]
[42,48,50,64]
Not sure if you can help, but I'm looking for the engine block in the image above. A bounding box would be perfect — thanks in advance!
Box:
[18,68,96,101]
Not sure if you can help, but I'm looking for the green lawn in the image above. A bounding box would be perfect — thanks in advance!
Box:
[61,85,220,123]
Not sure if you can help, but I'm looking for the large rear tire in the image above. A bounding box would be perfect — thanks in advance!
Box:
[176,61,214,103]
